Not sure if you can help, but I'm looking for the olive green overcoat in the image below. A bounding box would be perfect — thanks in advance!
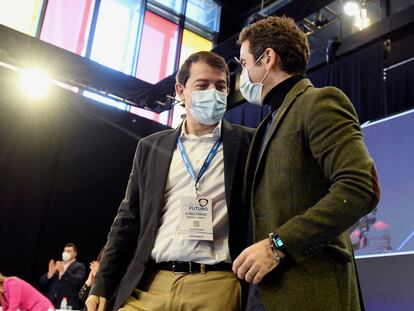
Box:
[246,79,380,311]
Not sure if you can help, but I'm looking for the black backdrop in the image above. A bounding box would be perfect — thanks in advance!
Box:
[386,59,414,115]
[307,40,386,124]
[0,66,168,288]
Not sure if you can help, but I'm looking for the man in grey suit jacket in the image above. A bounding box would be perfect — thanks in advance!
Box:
[86,51,254,311]
[232,16,380,310]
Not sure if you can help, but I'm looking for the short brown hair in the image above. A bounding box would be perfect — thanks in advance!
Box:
[176,51,230,86]
[65,243,78,253]
[238,16,310,75]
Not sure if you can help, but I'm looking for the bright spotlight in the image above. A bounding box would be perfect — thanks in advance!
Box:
[19,68,50,99]
[355,8,370,30]
[344,1,360,16]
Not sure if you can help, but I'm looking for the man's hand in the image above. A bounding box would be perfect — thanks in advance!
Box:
[85,295,107,311]
[47,259,56,279]
[56,261,65,273]
[232,238,280,285]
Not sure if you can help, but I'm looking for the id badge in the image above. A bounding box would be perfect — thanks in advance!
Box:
[178,196,213,241]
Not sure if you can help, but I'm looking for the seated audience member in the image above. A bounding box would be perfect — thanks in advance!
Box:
[40,243,86,309]
[0,272,54,311]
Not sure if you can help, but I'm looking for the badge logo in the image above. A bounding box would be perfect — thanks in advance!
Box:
[198,198,208,207]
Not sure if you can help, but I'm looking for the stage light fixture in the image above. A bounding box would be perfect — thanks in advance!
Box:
[19,68,50,99]
[355,8,370,30]
[344,1,360,16]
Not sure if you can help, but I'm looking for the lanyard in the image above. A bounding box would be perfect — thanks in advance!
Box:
[177,134,222,194]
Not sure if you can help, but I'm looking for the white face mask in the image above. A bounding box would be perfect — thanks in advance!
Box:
[62,251,71,262]
[186,88,227,125]
[239,52,269,106]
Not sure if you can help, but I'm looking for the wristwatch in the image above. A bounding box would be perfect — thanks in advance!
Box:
[268,233,286,261]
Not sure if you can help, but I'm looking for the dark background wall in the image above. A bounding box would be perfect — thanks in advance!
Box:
[0,66,168,288]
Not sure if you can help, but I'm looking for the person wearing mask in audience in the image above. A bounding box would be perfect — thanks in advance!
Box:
[40,243,86,309]
[0,272,54,311]
[232,16,380,311]
[86,51,254,311]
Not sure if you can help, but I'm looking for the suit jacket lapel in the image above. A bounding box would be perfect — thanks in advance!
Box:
[243,113,272,201]
[253,79,313,184]
[66,260,78,273]
[222,120,240,208]
[153,125,181,213]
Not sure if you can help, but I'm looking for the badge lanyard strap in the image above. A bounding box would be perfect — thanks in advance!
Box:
[177,135,222,196]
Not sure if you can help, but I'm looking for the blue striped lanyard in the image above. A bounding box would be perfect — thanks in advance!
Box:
[177,134,222,194]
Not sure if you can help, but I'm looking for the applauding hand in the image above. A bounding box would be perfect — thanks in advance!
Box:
[47,259,56,279]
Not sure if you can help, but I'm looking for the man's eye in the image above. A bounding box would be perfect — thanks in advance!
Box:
[195,85,208,89]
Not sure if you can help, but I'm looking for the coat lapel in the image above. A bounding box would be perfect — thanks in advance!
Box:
[243,113,272,202]
[252,79,314,185]
[153,125,181,213]
[222,120,241,208]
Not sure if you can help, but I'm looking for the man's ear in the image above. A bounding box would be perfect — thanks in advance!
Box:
[263,47,279,71]
[175,83,185,103]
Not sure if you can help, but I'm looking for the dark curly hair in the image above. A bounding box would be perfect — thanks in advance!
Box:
[238,16,310,75]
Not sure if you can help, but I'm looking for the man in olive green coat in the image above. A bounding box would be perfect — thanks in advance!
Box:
[232,16,380,311]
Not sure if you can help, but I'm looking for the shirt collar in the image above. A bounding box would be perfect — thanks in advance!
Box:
[63,258,76,268]
[262,75,304,111]
[181,119,222,139]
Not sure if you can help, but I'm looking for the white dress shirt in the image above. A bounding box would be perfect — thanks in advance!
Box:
[151,120,231,264]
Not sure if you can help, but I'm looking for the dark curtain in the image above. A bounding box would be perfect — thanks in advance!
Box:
[385,59,414,115]
[224,102,270,128]
[0,66,168,288]
[307,41,386,124]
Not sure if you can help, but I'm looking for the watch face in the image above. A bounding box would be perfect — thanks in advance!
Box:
[271,235,284,249]
[275,239,284,247]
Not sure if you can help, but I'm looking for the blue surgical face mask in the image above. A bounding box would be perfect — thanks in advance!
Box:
[187,88,227,125]
[239,52,269,106]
